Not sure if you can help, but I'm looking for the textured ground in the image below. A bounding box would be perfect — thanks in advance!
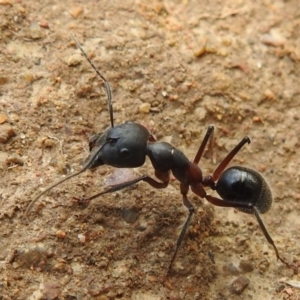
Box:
[0,0,300,299]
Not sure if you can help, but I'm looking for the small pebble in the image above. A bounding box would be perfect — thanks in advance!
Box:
[194,37,207,57]
[194,107,206,121]
[69,6,84,18]
[28,22,44,39]
[157,251,165,258]
[261,33,284,47]
[67,54,82,66]
[0,114,7,124]
[121,208,139,224]
[6,153,24,166]
[139,103,151,113]
[21,73,35,83]
[258,259,270,273]
[0,123,16,143]
[162,90,168,97]
[0,76,8,85]
[230,276,250,295]
[56,230,66,239]
[0,0,13,6]
[0,151,9,166]
[112,262,128,278]
[239,259,254,273]
[9,113,19,122]
[78,233,86,243]
[42,282,60,300]
[146,274,158,282]
[222,262,240,275]
[252,116,262,122]
[264,89,276,100]
[43,138,56,148]
[39,21,50,29]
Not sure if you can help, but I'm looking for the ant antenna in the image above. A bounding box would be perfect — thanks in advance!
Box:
[25,35,114,217]
[71,34,114,128]
[25,135,110,217]
[25,168,86,217]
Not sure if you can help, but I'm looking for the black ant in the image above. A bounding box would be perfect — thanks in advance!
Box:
[26,34,293,273]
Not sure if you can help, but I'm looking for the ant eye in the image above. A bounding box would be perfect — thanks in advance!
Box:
[120,148,129,156]
[107,137,118,144]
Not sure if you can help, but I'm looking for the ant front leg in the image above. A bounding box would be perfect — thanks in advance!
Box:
[80,169,170,203]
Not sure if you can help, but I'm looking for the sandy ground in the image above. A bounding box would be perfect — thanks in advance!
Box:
[0,0,300,299]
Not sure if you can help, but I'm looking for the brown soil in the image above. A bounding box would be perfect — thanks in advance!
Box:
[0,0,300,299]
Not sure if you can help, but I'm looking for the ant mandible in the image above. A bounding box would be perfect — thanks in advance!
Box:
[26,34,292,273]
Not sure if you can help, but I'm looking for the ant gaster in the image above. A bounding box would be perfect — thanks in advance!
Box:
[26,34,292,273]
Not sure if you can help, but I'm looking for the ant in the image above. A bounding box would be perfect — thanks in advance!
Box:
[26,34,293,273]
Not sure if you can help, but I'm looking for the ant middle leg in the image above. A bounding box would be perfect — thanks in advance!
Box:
[168,183,195,274]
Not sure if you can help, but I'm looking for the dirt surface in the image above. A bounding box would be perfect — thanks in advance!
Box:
[1,0,300,299]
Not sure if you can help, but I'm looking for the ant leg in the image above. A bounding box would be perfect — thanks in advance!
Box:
[193,125,214,164]
[83,170,170,202]
[212,137,251,181]
[168,183,194,274]
[200,193,294,269]
[253,208,295,269]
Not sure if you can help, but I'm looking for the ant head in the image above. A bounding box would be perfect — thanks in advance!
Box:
[83,122,150,169]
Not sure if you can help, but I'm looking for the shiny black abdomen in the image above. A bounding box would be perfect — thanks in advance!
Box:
[216,166,272,214]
